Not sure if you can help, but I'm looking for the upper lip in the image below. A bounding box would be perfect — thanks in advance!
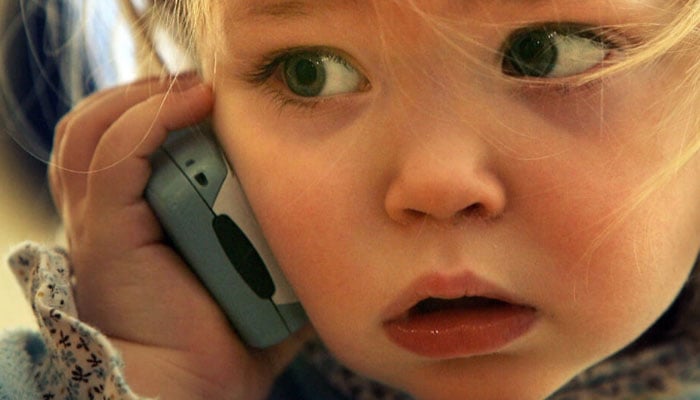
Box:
[381,269,533,322]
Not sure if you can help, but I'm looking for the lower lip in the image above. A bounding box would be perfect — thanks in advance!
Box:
[383,304,537,358]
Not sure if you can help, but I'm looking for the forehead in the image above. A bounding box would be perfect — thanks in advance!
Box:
[223,0,665,19]
[208,0,672,48]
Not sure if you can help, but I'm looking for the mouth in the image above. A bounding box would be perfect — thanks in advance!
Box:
[409,296,511,316]
[382,273,538,359]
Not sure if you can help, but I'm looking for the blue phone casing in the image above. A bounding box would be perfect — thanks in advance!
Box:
[145,122,307,348]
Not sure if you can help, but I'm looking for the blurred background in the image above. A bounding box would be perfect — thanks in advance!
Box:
[0,133,57,330]
[0,0,132,330]
[0,0,69,331]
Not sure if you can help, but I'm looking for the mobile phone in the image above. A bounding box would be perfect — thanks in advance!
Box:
[145,121,307,348]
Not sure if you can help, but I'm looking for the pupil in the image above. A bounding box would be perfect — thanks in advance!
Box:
[285,54,327,97]
[505,30,558,77]
[295,59,318,85]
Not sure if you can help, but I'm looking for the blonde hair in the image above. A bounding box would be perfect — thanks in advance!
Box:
[118,0,208,75]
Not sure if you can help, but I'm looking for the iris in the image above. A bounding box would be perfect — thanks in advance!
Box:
[284,53,327,97]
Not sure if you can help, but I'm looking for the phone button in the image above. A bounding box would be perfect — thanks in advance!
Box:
[213,214,276,299]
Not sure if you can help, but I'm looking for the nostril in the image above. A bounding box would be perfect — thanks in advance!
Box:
[391,202,494,225]
[401,204,488,224]
[384,167,507,224]
[459,203,487,219]
[405,208,427,220]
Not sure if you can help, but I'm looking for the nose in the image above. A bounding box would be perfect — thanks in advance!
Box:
[384,134,507,225]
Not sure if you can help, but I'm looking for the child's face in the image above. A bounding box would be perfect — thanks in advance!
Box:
[202,1,700,398]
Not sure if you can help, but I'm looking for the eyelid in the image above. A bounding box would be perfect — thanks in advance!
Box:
[244,46,368,87]
[499,22,631,81]
[242,46,370,111]
[500,23,625,54]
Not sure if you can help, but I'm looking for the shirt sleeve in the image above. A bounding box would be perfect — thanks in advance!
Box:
[6,242,149,400]
[0,329,44,400]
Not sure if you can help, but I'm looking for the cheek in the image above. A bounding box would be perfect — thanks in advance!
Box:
[499,63,700,356]
[511,147,699,358]
[211,89,392,358]
[251,172,400,364]
[216,132,386,351]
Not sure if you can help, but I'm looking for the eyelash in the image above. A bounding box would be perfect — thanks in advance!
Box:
[244,25,636,110]
[244,48,349,111]
[504,25,631,95]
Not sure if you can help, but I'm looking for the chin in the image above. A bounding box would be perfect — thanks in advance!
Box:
[375,356,579,400]
[402,382,559,400]
[406,381,557,400]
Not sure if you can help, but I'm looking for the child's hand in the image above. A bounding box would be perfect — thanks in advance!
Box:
[48,76,312,400]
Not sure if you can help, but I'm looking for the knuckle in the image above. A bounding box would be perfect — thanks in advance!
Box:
[47,162,60,187]
[56,118,81,164]
[47,169,62,206]
[72,95,93,111]
[120,93,172,127]
[53,113,73,149]
[144,91,172,109]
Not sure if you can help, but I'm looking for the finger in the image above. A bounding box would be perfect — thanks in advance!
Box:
[54,75,202,221]
[77,83,212,261]
[86,83,213,213]
[54,79,171,223]
[55,74,201,175]
[70,73,198,114]
[53,75,193,162]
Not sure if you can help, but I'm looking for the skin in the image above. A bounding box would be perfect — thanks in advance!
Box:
[208,1,700,398]
[50,1,699,399]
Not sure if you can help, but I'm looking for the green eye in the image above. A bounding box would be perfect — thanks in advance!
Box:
[502,25,610,78]
[282,51,366,97]
[284,54,327,97]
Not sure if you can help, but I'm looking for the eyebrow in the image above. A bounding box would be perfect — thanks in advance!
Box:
[245,1,309,18]
[238,0,358,21]
[235,0,648,24]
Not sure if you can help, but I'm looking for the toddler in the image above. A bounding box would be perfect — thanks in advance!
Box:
[1,0,700,399]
